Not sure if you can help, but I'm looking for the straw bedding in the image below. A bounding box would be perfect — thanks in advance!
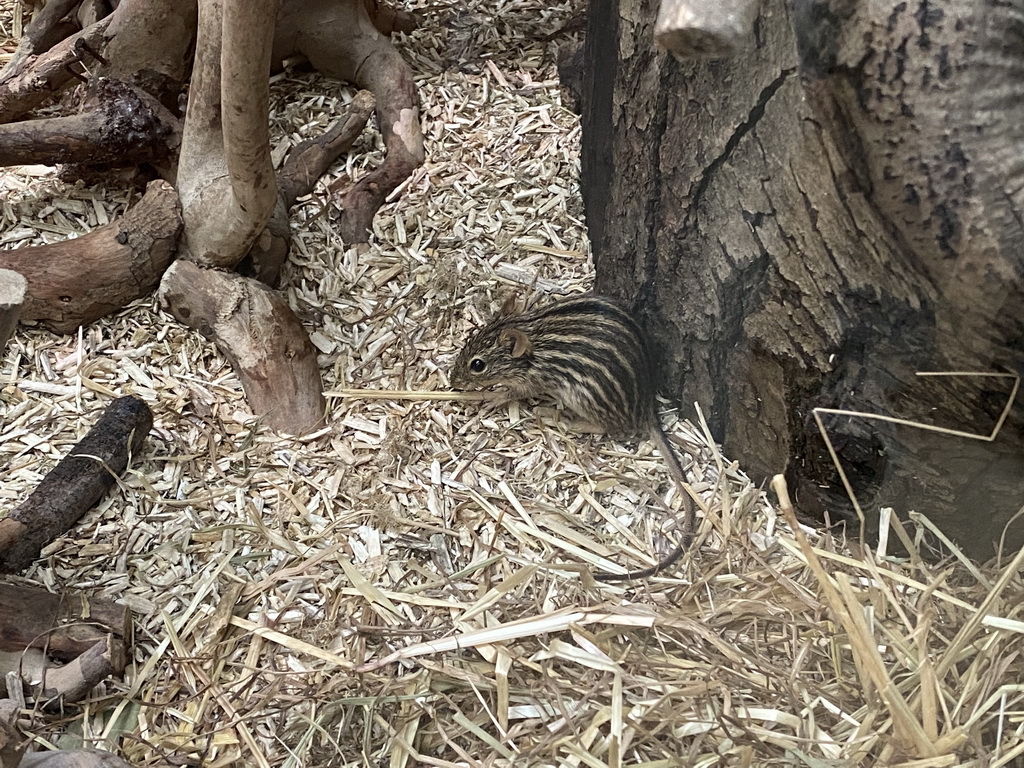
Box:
[2,0,1023,765]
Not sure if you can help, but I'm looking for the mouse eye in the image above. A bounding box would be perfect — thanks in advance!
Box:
[469,358,487,373]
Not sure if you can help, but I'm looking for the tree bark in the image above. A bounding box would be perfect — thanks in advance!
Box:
[0,396,152,574]
[581,0,1024,558]
[0,78,179,168]
[159,260,326,433]
[0,180,181,334]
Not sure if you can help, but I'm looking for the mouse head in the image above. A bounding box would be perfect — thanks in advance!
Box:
[450,298,543,393]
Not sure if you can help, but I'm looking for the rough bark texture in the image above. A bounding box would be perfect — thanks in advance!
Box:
[0,180,182,334]
[0,78,178,168]
[581,0,1024,558]
[159,260,326,434]
[0,396,152,574]
[0,580,130,661]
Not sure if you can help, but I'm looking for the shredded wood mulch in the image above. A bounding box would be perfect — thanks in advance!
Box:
[2,1,1024,766]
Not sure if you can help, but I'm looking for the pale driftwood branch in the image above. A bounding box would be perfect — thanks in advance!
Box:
[159,260,326,434]
[36,635,125,708]
[0,179,182,334]
[176,0,278,267]
[0,269,26,354]
[0,396,153,574]
[654,0,759,58]
[0,580,131,661]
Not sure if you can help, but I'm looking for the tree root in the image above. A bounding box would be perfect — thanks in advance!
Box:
[159,260,326,434]
[275,0,425,243]
[242,89,376,285]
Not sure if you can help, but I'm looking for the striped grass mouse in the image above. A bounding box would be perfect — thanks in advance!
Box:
[450,293,697,581]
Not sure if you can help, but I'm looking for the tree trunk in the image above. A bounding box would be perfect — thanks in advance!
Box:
[581,0,1024,558]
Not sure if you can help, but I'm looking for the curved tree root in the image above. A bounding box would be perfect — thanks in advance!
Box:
[243,88,376,285]
[275,0,425,244]
[159,260,326,434]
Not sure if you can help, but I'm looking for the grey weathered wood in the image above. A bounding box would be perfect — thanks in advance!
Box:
[159,260,326,435]
[0,269,26,354]
[654,0,759,57]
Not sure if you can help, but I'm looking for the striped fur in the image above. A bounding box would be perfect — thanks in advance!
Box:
[452,293,698,581]
[450,294,658,436]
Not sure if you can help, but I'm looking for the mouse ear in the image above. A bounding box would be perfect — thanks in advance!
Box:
[500,328,533,358]
[497,294,520,317]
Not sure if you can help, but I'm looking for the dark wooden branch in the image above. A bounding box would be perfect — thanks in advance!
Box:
[0,79,179,168]
[0,580,130,661]
[0,179,182,334]
[277,89,375,208]
[0,396,153,574]
[241,89,375,285]
[159,260,326,434]
[0,269,26,354]
[274,0,425,244]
